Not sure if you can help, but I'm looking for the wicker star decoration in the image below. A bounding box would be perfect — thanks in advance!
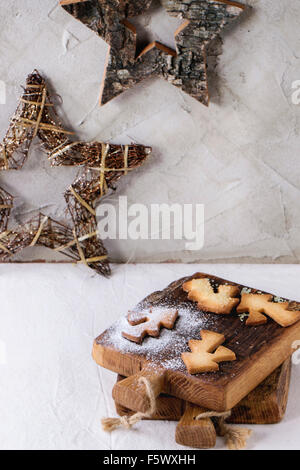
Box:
[0,70,151,276]
[60,0,245,106]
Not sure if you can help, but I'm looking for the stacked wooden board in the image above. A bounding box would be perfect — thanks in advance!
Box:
[114,359,291,447]
[93,273,299,448]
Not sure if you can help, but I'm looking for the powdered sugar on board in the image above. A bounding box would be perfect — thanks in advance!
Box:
[100,302,217,373]
[97,273,296,377]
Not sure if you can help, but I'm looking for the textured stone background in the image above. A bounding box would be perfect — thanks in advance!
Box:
[1,0,300,264]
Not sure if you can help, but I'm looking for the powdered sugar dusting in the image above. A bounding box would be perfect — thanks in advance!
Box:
[122,308,178,343]
[101,302,216,372]
[97,273,296,379]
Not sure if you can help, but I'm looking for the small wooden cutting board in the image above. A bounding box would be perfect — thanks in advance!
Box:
[93,273,300,411]
[115,358,292,425]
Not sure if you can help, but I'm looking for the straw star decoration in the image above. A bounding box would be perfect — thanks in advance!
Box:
[0,70,151,276]
[61,0,245,106]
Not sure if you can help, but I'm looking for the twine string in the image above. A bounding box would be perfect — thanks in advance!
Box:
[195,410,252,450]
[33,86,47,137]
[123,145,129,176]
[0,230,11,240]
[17,82,74,136]
[73,228,88,266]
[69,186,96,216]
[99,143,109,197]
[49,141,82,160]
[0,231,12,254]
[19,98,54,107]
[102,396,252,449]
[19,119,74,135]
[88,144,130,197]
[30,216,48,247]
[54,230,99,252]
[102,377,157,432]
[77,255,108,264]
[0,241,11,254]
[195,410,231,420]
[1,146,9,170]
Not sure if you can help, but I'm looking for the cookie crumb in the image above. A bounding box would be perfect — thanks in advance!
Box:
[238,313,249,322]
[241,287,252,294]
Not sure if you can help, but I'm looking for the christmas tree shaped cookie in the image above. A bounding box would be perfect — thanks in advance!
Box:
[182,330,236,374]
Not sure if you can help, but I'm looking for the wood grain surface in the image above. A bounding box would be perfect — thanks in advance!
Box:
[115,359,292,424]
[175,402,216,448]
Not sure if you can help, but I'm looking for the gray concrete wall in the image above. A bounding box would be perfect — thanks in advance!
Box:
[0,0,299,263]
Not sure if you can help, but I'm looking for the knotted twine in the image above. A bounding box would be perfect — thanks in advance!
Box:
[102,377,157,432]
[194,410,252,450]
[102,378,252,450]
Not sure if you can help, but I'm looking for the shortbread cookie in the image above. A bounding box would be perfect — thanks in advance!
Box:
[122,308,178,344]
[181,330,236,374]
[183,278,240,314]
[237,293,300,327]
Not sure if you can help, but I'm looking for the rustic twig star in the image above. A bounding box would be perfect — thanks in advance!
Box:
[61,0,245,106]
[0,71,151,276]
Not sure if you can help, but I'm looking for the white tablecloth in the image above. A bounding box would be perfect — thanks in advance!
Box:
[1,263,299,450]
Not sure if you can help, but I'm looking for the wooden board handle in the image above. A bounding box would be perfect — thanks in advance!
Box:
[175,403,216,449]
[112,366,166,413]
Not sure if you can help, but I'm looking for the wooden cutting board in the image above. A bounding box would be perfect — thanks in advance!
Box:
[115,358,292,424]
[93,272,300,411]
